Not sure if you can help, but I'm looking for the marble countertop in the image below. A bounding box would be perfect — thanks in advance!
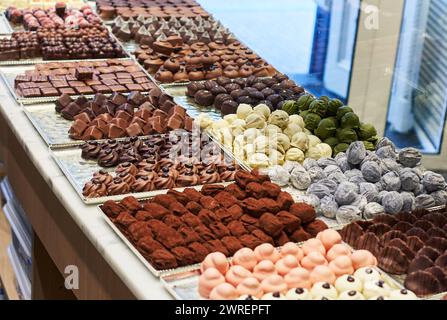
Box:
[0,78,171,300]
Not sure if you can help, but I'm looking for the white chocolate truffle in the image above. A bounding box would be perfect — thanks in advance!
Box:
[389,289,418,300]
[243,128,262,144]
[308,135,322,148]
[261,292,286,300]
[254,135,275,154]
[286,288,312,300]
[275,133,291,154]
[285,148,305,163]
[363,280,392,299]
[195,114,213,129]
[268,110,289,129]
[247,153,270,168]
[317,143,333,158]
[334,275,363,293]
[268,149,285,166]
[284,123,303,139]
[230,119,246,136]
[253,104,271,120]
[237,104,253,119]
[264,124,282,136]
[245,113,266,129]
[306,146,322,160]
[223,114,238,124]
[289,114,305,128]
[290,132,309,151]
[353,267,382,283]
[338,290,365,300]
[310,282,338,299]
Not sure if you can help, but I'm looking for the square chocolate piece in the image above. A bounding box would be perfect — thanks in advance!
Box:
[41,87,59,97]
[126,84,143,91]
[109,85,127,93]
[52,80,69,88]
[68,81,86,87]
[75,86,94,95]
[116,72,132,79]
[101,79,119,86]
[75,67,94,81]
[21,88,41,97]
[59,88,76,95]
[92,85,112,93]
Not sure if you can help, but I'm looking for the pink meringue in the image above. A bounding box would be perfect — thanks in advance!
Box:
[201,252,229,275]
[198,268,226,298]
[350,250,378,270]
[275,255,300,276]
[302,238,326,256]
[225,265,252,287]
[300,251,328,271]
[328,255,354,277]
[316,229,342,251]
[260,275,288,294]
[280,242,304,261]
[326,243,352,262]
[254,243,281,263]
[284,267,312,289]
[309,265,336,285]
[209,283,238,300]
[236,277,263,298]
[232,248,257,271]
[252,260,278,282]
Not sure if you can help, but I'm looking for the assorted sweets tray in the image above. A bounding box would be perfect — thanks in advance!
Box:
[98,170,331,277]
[0,58,157,104]
[51,133,244,204]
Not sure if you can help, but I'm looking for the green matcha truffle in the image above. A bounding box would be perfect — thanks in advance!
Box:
[324,137,339,148]
[340,112,360,129]
[363,141,376,151]
[297,94,315,111]
[282,100,300,115]
[336,128,358,144]
[336,106,354,121]
[304,112,322,131]
[315,118,337,139]
[334,143,350,155]
[327,99,344,116]
[358,123,377,140]
[309,99,328,117]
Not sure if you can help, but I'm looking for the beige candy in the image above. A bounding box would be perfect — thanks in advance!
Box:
[269,149,285,166]
[317,143,333,158]
[275,133,290,154]
[223,114,238,124]
[284,123,303,139]
[264,124,282,136]
[254,135,277,154]
[268,110,289,130]
[237,104,253,119]
[306,146,322,160]
[195,114,213,129]
[289,114,305,128]
[285,148,305,163]
[308,135,321,148]
[230,119,246,136]
[253,104,271,120]
[247,153,270,168]
[291,132,309,151]
[244,128,262,144]
[233,135,246,159]
[245,113,266,129]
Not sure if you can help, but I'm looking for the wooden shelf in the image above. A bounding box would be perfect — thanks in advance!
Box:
[0,206,20,300]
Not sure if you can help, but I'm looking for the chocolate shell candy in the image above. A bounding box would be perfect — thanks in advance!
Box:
[340,222,364,247]
[406,227,428,242]
[435,254,447,268]
[416,246,442,261]
[392,221,413,233]
[404,270,441,296]
[408,255,434,274]
[356,232,381,257]
[356,220,374,230]
[388,238,415,260]
[366,223,391,236]
[378,246,410,274]
[426,237,447,252]
[412,208,430,218]
[395,212,418,224]
[413,220,434,231]
[406,236,425,253]
[427,227,447,239]
[426,266,447,290]
[422,213,447,227]
[373,214,398,227]
[381,230,407,245]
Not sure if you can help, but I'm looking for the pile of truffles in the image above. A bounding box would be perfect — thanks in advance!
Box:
[199,229,417,300]
[0,26,126,61]
[133,40,275,83]
[5,4,101,30]
[97,0,208,20]
[56,90,192,140]
[340,208,447,296]
[268,139,447,223]
[282,95,378,156]
[197,104,333,168]
[100,170,328,269]
[186,74,304,115]
[82,135,237,197]
[112,15,232,46]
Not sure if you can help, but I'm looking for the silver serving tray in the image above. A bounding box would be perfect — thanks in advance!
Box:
[51,137,245,204]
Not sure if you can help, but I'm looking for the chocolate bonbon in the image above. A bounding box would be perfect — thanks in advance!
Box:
[100,170,327,269]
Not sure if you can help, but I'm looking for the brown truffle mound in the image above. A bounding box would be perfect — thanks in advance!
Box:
[274,231,290,247]
[214,191,238,208]
[276,192,294,210]
[150,249,178,269]
[225,183,247,200]
[290,227,312,243]
[304,220,328,237]
[262,181,281,198]
[276,211,301,233]
[289,203,316,224]
[259,212,284,237]
[404,270,441,296]
[378,246,410,274]
[201,184,225,196]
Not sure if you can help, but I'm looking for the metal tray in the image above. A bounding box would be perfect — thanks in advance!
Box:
[0,58,155,104]
[51,137,245,204]
[0,13,12,33]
